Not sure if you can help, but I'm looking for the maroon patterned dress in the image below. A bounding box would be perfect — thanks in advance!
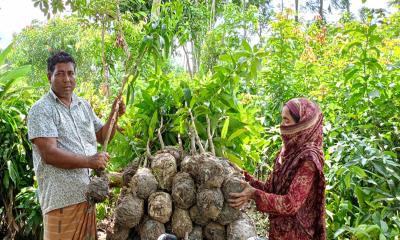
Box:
[245,98,326,240]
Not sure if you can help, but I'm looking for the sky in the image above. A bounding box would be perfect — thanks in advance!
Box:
[0,0,394,49]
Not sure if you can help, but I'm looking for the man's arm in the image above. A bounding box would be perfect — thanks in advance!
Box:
[32,137,109,169]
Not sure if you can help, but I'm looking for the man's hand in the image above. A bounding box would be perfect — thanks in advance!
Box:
[112,96,126,117]
[228,181,256,209]
[87,152,110,170]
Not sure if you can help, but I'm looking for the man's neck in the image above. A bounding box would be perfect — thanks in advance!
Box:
[51,89,73,107]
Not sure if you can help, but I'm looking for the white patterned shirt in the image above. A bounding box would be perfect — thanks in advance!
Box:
[28,90,103,214]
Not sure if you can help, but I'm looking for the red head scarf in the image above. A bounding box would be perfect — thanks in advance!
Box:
[268,98,326,239]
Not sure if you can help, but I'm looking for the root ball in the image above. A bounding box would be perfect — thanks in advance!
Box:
[189,205,210,226]
[86,176,109,203]
[171,208,193,238]
[114,193,144,228]
[204,222,226,240]
[148,192,173,223]
[129,168,158,199]
[151,153,177,191]
[172,172,196,209]
[139,218,165,240]
[188,225,203,240]
[227,215,257,240]
[197,188,224,220]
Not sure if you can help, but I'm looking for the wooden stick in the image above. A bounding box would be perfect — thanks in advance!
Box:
[189,110,205,153]
[101,47,147,153]
[178,133,183,152]
[188,121,196,154]
[206,114,215,155]
[158,115,165,149]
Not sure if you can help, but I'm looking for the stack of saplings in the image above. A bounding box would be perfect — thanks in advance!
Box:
[106,114,257,240]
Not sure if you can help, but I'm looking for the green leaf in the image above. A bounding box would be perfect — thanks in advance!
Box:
[241,40,252,52]
[221,116,230,139]
[148,110,158,139]
[0,43,13,65]
[7,160,18,185]
[350,166,367,178]
[228,128,247,142]
[333,228,347,238]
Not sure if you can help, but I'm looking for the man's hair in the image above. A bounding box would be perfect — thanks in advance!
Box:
[47,51,76,73]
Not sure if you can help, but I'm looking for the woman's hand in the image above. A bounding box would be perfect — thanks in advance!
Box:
[228,181,256,209]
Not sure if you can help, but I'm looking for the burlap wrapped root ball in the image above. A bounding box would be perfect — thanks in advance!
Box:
[114,193,144,228]
[189,204,210,226]
[217,177,244,225]
[171,208,193,238]
[129,168,158,199]
[148,192,173,224]
[188,225,202,240]
[86,175,109,203]
[183,153,225,188]
[204,221,226,240]
[197,187,224,221]
[151,152,177,191]
[139,217,166,240]
[227,215,257,240]
[172,172,196,209]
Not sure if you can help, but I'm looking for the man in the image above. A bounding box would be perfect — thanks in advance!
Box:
[28,51,125,239]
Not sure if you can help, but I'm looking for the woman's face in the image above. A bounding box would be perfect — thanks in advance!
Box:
[281,106,297,126]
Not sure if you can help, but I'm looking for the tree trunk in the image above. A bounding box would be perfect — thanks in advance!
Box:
[190,40,197,74]
[210,0,216,30]
[281,0,284,12]
[183,44,193,79]
[295,0,299,22]
[319,0,324,20]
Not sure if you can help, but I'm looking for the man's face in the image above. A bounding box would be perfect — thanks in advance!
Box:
[48,62,76,100]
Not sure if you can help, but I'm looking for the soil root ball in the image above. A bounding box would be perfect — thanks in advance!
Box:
[114,193,144,228]
[217,157,242,178]
[221,177,244,201]
[122,161,139,187]
[148,192,173,223]
[106,224,130,240]
[151,153,177,191]
[227,215,257,240]
[139,218,166,240]
[197,187,224,220]
[188,225,203,240]
[189,205,210,226]
[180,155,199,177]
[156,146,183,164]
[196,153,226,188]
[203,221,226,240]
[86,175,109,203]
[216,203,242,225]
[129,168,158,199]
[171,208,193,238]
[172,172,196,209]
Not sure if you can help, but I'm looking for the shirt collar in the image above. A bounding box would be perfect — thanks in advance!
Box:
[49,89,81,108]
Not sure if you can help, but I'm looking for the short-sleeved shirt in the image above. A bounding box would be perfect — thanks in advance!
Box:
[28,89,103,214]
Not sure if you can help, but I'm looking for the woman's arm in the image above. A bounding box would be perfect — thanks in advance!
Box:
[244,172,268,191]
[252,160,316,215]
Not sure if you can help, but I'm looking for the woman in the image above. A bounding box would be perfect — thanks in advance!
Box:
[229,98,326,240]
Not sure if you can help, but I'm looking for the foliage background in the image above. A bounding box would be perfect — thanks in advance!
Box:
[0,0,399,239]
